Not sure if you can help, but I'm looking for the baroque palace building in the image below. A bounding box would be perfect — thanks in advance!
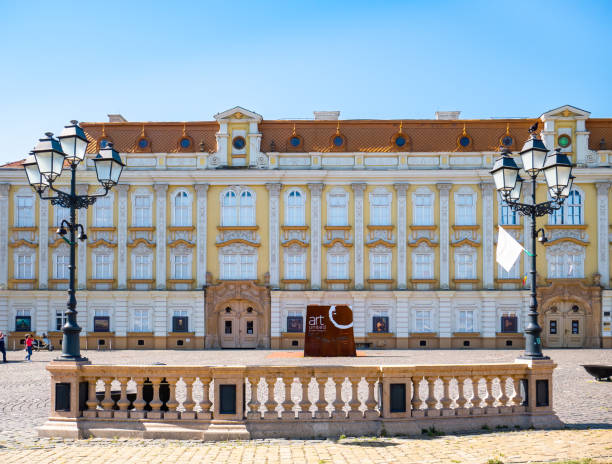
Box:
[0,105,611,350]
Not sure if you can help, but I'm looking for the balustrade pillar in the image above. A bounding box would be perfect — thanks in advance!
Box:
[116,377,130,412]
[198,377,213,419]
[331,376,346,419]
[364,376,378,419]
[471,377,483,410]
[425,376,438,414]
[84,377,99,418]
[455,376,468,410]
[182,377,196,419]
[148,378,163,419]
[411,376,423,411]
[99,378,115,418]
[511,376,523,407]
[132,378,146,416]
[440,376,452,412]
[298,376,312,420]
[281,376,295,420]
[165,378,179,419]
[264,376,279,419]
[348,376,362,419]
[314,377,329,419]
[484,376,496,408]
[498,376,510,407]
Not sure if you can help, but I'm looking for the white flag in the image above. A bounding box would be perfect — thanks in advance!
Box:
[496,226,524,272]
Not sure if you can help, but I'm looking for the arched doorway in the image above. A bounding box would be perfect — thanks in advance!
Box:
[218,300,260,349]
[543,302,586,348]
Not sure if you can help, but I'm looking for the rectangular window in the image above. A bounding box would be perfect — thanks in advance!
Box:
[54,255,70,280]
[372,314,389,333]
[456,194,475,225]
[370,195,390,226]
[93,254,112,279]
[54,206,70,227]
[173,310,188,332]
[285,253,305,280]
[94,196,113,227]
[173,255,191,280]
[500,205,518,225]
[133,309,149,332]
[286,312,304,333]
[224,320,232,334]
[455,253,475,279]
[458,310,475,332]
[415,310,432,332]
[498,260,520,280]
[93,315,110,332]
[133,195,152,227]
[328,253,349,279]
[55,310,67,331]
[133,254,152,279]
[16,196,34,227]
[550,206,564,225]
[15,309,31,332]
[549,254,584,278]
[328,193,347,226]
[501,315,518,333]
[370,253,391,280]
[571,320,579,334]
[16,254,34,279]
[221,254,256,280]
[413,194,433,225]
[246,320,254,334]
[413,253,434,279]
[549,320,557,334]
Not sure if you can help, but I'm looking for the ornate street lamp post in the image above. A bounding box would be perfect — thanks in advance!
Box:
[24,122,124,361]
[490,126,573,359]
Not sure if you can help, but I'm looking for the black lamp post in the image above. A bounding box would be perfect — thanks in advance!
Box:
[490,127,573,359]
[24,121,124,361]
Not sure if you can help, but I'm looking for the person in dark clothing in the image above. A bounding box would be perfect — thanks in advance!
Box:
[0,331,6,362]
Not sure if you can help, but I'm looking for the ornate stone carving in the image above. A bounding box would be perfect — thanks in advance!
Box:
[394,183,409,289]
[195,184,209,288]
[480,182,494,289]
[266,183,281,288]
[596,182,610,287]
[0,185,9,289]
[437,183,452,289]
[352,183,366,289]
[38,198,48,289]
[308,183,324,289]
[76,184,88,289]
[116,184,129,289]
[154,184,168,289]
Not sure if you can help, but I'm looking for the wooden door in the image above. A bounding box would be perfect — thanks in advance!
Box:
[544,313,563,348]
[564,312,585,348]
[219,312,238,348]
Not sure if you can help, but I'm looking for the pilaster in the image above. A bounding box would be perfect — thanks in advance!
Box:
[195,184,209,288]
[153,293,168,337]
[116,184,129,289]
[395,293,410,343]
[350,293,366,338]
[38,199,49,289]
[521,182,532,281]
[76,185,88,290]
[438,295,452,348]
[270,293,281,338]
[480,182,494,289]
[437,184,452,289]
[394,183,409,289]
[36,295,49,334]
[0,184,9,289]
[308,183,324,290]
[352,183,366,289]
[266,183,282,289]
[481,297,497,340]
[596,182,611,287]
[114,293,128,337]
[154,184,168,289]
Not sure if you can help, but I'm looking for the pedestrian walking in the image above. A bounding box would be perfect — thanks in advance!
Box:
[0,331,6,362]
[24,334,33,362]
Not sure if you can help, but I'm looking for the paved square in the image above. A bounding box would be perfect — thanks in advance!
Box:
[0,348,611,463]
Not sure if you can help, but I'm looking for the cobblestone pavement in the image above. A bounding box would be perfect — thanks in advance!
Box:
[0,348,610,463]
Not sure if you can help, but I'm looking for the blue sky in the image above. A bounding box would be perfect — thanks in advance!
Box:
[0,0,611,165]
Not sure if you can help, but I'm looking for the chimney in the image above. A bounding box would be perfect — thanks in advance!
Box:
[314,111,340,121]
[108,114,127,123]
[435,111,461,120]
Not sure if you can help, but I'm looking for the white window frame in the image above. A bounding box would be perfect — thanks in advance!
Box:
[54,205,70,227]
[414,309,432,333]
[498,260,520,280]
[327,188,348,226]
[285,189,305,226]
[132,192,153,227]
[454,245,477,280]
[219,242,258,280]
[546,242,585,278]
[15,194,35,227]
[172,190,192,227]
[412,242,434,279]
[369,189,392,226]
[548,187,584,226]
[15,252,34,279]
[284,245,306,280]
[171,249,192,280]
[133,309,150,332]
[327,242,349,280]
[499,204,518,225]
[454,188,477,226]
[457,309,476,333]
[221,187,256,226]
[369,245,391,280]
[412,188,434,226]
[132,252,153,280]
[92,249,113,279]
[93,193,114,227]
[55,310,67,331]
[53,252,70,280]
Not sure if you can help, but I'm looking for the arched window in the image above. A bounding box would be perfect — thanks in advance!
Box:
[369,189,391,226]
[221,188,256,226]
[327,189,348,226]
[286,190,305,226]
[549,188,584,225]
[173,191,191,226]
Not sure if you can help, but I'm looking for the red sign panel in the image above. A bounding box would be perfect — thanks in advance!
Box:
[304,305,356,357]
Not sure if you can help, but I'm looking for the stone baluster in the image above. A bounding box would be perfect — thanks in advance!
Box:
[198,377,213,419]
[364,376,379,419]
[331,376,346,419]
[148,377,163,419]
[314,376,329,419]
[348,376,362,419]
[246,376,261,420]
[100,377,115,416]
[116,377,131,416]
[264,376,279,419]
[411,376,423,411]
[164,378,179,419]
[471,377,483,411]
[84,377,99,418]
[425,376,438,414]
[511,376,523,407]
[281,376,295,420]
[455,376,468,411]
[131,377,146,418]
[484,376,496,408]
[440,376,452,414]
[298,376,312,420]
[498,376,510,407]
[182,377,196,419]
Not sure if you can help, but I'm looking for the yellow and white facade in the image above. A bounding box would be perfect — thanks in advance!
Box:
[1,105,611,350]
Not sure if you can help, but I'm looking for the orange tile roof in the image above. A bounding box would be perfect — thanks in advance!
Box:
[0,159,25,168]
